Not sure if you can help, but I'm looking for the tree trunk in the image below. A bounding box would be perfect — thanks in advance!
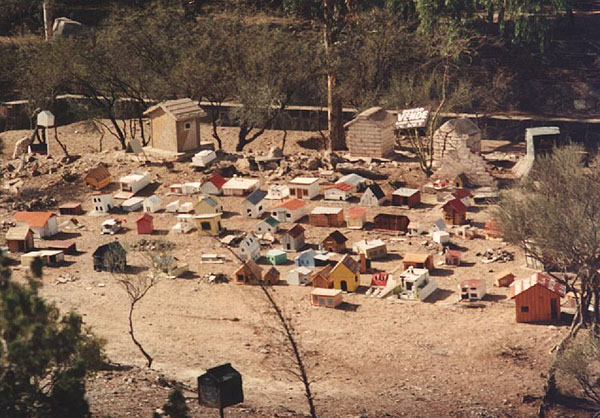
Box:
[327,75,345,151]
[108,110,127,150]
[43,0,53,41]
[53,126,69,158]
[128,302,153,368]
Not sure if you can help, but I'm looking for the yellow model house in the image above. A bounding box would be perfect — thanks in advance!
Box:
[328,255,361,292]
[194,196,223,215]
[194,213,222,235]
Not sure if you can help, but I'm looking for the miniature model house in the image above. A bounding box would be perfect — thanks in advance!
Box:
[255,217,279,235]
[241,190,268,219]
[14,212,58,239]
[93,241,127,272]
[329,255,361,292]
[459,279,486,302]
[194,213,222,235]
[510,273,566,323]
[324,183,353,201]
[143,98,206,154]
[84,165,111,190]
[166,200,180,213]
[121,197,144,212]
[222,177,260,196]
[321,230,348,253]
[235,260,263,285]
[119,171,151,196]
[309,207,344,227]
[172,214,194,233]
[195,196,223,215]
[345,107,396,158]
[433,118,481,160]
[288,177,320,200]
[494,270,515,287]
[346,207,367,229]
[271,199,307,223]
[396,267,437,301]
[200,173,227,195]
[353,239,387,260]
[310,288,343,308]
[282,224,305,252]
[287,267,313,286]
[266,249,287,265]
[266,184,290,200]
[6,226,34,253]
[237,233,261,262]
[392,188,421,208]
[263,267,280,285]
[91,192,115,214]
[361,184,386,207]
[101,219,121,235]
[442,198,467,226]
[402,253,434,271]
[295,249,316,268]
[143,195,162,213]
[136,213,154,235]
[191,149,217,168]
[373,214,409,232]
[445,249,462,266]
[312,265,334,289]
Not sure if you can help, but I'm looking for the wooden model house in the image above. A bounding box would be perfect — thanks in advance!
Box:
[360,184,386,207]
[255,216,280,235]
[93,241,127,272]
[6,226,34,253]
[311,265,333,288]
[282,224,305,252]
[310,288,343,308]
[234,260,263,285]
[194,213,222,235]
[495,270,515,287]
[143,195,162,213]
[442,198,467,226]
[288,177,320,200]
[403,253,434,271]
[265,249,287,265]
[14,212,58,239]
[346,207,367,229]
[295,249,316,268]
[241,190,268,219]
[58,202,83,215]
[321,230,348,253]
[195,196,223,215]
[509,273,566,323]
[84,165,111,190]
[373,213,409,232]
[444,249,462,266]
[287,267,312,286]
[143,98,206,153]
[324,183,353,201]
[237,233,261,262]
[329,255,361,292]
[271,199,307,223]
[263,267,280,285]
[459,279,486,302]
[200,173,227,195]
[222,177,260,196]
[452,188,473,207]
[136,213,154,235]
[353,239,387,260]
[392,188,421,208]
[309,207,344,227]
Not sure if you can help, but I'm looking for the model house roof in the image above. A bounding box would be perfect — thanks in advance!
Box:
[432,219,447,230]
[313,264,333,278]
[403,253,431,264]
[295,266,313,276]
[237,260,263,282]
[311,207,343,215]
[442,198,467,213]
[337,254,360,274]
[347,207,367,218]
[446,249,463,258]
[374,213,409,222]
[266,249,286,257]
[437,118,480,136]
[245,189,268,205]
[324,230,347,244]
[509,273,567,298]
[296,249,315,260]
[6,226,32,240]
[208,173,227,189]
[199,196,220,207]
[344,106,396,129]
[143,98,206,121]
[371,272,390,287]
[354,239,385,250]
[325,182,353,191]
[85,165,110,181]
[452,188,472,199]
[274,198,307,211]
[337,173,366,186]
[366,184,385,200]
[223,177,259,190]
[311,288,342,297]
[392,187,419,197]
[120,171,150,184]
[399,267,429,281]
[93,241,125,257]
[59,201,82,209]
[14,212,57,228]
[460,279,483,288]
[285,224,305,238]
[289,177,319,185]
[263,216,280,227]
[194,213,221,220]
[136,213,153,223]
[145,195,162,204]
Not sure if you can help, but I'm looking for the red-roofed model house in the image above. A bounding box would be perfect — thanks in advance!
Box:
[136,213,154,235]
[459,279,486,302]
[442,198,467,225]
[510,273,566,323]
[271,199,307,223]
[14,212,58,239]
[200,173,227,195]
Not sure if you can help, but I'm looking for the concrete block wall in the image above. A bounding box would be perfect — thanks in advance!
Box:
[348,121,395,158]
[433,132,482,160]
[432,143,496,187]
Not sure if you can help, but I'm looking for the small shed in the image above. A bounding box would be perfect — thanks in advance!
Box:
[442,198,467,226]
[200,173,227,195]
[263,267,280,285]
[265,249,287,265]
[282,224,306,252]
[6,226,34,253]
[309,207,344,227]
[321,230,348,253]
[346,207,367,229]
[143,195,162,213]
[288,177,320,200]
[403,253,434,271]
[255,217,280,235]
[197,363,244,410]
[58,202,84,215]
[14,212,58,239]
[345,107,396,158]
[310,288,343,308]
[241,189,268,219]
[392,188,421,208]
[194,214,222,236]
[234,260,263,285]
[136,213,154,235]
[287,267,313,286]
[311,265,333,288]
[195,196,223,215]
[144,98,206,154]
[360,184,386,207]
[510,273,566,323]
[21,250,64,268]
[84,165,111,190]
[445,249,462,266]
[495,270,515,287]
[373,213,409,232]
[459,279,486,302]
[433,230,450,244]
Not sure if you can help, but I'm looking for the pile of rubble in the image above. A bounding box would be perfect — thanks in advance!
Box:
[130,239,176,252]
[479,248,514,263]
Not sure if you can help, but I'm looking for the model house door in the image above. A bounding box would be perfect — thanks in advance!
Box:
[550,299,559,320]
[340,281,348,292]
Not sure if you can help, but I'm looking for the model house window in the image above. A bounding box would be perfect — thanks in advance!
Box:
[201,222,211,230]
[184,122,192,130]
[521,306,529,313]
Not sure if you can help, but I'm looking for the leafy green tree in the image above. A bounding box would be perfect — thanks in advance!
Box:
[0,254,105,418]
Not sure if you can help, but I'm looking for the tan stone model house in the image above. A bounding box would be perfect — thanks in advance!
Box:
[144,98,206,154]
[345,107,396,158]
[433,118,481,160]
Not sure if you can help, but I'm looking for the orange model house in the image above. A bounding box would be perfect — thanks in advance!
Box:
[234,260,264,285]
[509,273,566,323]
[403,253,435,271]
[312,265,333,289]
[310,288,343,308]
[328,255,361,292]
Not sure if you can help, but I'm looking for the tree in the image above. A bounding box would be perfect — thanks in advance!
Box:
[162,386,190,418]
[494,145,600,416]
[0,254,105,418]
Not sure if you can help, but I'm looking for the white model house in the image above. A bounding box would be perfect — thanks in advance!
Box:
[118,171,151,196]
[287,267,312,286]
[324,183,353,201]
[255,217,280,235]
[459,279,486,302]
[166,200,180,213]
[238,233,261,262]
[101,219,122,235]
[91,192,115,213]
[241,190,268,219]
[191,150,217,168]
[13,212,59,239]
[222,177,260,196]
[288,177,320,200]
[179,202,195,213]
[172,214,195,234]
[432,230,450,244]
[396,267,437,301]
[143,195,162,213]
[360,184,386,207]
[271,199,307,223]
[352,239,388,260]
[121,196,144,212]
[282,224,305,252]
[266,184,290,200]
[200,173,227,195]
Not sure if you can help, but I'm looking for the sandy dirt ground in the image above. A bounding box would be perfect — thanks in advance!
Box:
[0,122,579,418]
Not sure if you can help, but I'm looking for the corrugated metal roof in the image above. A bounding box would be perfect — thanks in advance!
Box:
[509,273,567,298]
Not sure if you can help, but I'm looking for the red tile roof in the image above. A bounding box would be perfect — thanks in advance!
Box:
[274,198,306,211]
[442,198,467,213]
[209,173,227,189]
[14,212,57,228]
[509,273,567,298]
[325,182,353,191]
[460,279,483,288]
